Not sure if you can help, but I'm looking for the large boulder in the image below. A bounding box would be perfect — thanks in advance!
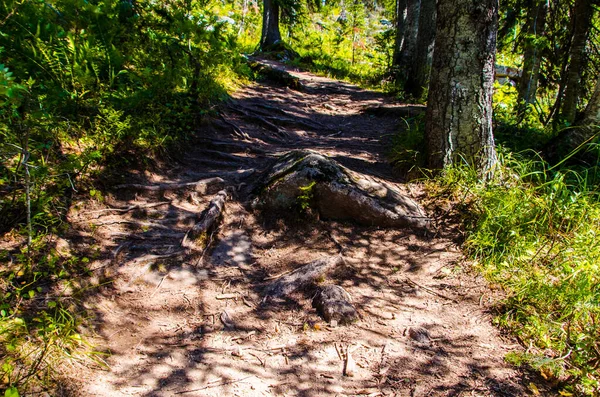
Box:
[253,150,430,230]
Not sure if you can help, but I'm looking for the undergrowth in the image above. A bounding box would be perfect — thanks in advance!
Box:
[427,146,600,396]
[0,0,249,394]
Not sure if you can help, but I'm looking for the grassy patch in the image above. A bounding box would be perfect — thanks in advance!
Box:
[428,149,600,396]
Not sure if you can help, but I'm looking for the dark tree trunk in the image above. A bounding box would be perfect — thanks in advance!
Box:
[559,0,593,124]
[543,78,600,164]
[392,0,420,80]
[516,0,548,116]
[404,0,436,100]
[259,0,282,51]
[392,0,407,68]
[425,0,498,177]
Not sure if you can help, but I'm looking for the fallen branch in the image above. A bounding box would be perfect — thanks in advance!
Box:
[114,177,224,192]
[182,190,228,251]
[262,256,344,302]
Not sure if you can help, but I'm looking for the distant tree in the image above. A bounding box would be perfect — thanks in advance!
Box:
[557,0,594,125]
[392,0,420,80]
[516,0,548,119]
[425,0,498,176]
[404,0,436,100]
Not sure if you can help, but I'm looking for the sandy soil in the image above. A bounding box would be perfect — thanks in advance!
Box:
[68,59,537,396]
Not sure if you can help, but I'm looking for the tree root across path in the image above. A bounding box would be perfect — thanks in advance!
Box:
[253,150,431,231]
[182,189,228,251]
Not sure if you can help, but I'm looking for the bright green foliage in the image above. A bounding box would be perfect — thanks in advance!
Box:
[286,2,394,86]
[0,0,248,232]
[430,151,600,395]
[0,0,248,392]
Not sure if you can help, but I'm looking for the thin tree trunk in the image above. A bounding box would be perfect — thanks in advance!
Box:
[543,78,600,163]
[392,0,407,68]
[425,0,498,177]
[393,0,420,80]
[516,0,548,118]
[259,0,282,50]
[559,0,593,124]
[404,0,436,100]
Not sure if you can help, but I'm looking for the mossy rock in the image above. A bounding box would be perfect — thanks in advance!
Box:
[253,150,430,231]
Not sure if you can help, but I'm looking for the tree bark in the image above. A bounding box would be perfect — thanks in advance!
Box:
[392,0,407,69]
[259,0,282,50]
[559,0,593,125]
[582,78,600,126]
[404,0,436,100]
[392,0,420,80]
[425,0,498,177]
[516,0,548,116]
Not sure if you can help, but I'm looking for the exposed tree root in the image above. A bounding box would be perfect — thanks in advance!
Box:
[87,201,171,217]
[196,149,254,163]
[197,138,268,155]
[114,177,224,192]
[246,58,303,90]
[217,114,251,140]
[233,102,330,132]
[254,150,431,231]
[182,190,228,251]
[227,104,288,138]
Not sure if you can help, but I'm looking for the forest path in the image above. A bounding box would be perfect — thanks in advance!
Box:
[74,59,531,396]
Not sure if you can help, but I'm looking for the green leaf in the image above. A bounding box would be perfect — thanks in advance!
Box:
[4,386,19,397]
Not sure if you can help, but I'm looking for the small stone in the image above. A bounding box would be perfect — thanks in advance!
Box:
[313,285,358,325]
[220,311,235,329]
[408,326,431,343]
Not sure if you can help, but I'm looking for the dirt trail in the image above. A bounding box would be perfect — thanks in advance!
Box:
[73,60,531,396]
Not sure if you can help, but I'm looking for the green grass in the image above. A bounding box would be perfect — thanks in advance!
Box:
[427,148,600,396]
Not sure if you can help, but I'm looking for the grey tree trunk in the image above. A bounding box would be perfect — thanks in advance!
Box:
[392,0,420,80]
[559,0,593,124]
[425,0,498,177]
[582,78,600,125]
[404,0,436,100]
[392,0,407,68]
[516,0,548,116]
[259,0,282,51]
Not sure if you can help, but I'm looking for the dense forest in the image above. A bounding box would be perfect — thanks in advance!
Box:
[1,0,599,395]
